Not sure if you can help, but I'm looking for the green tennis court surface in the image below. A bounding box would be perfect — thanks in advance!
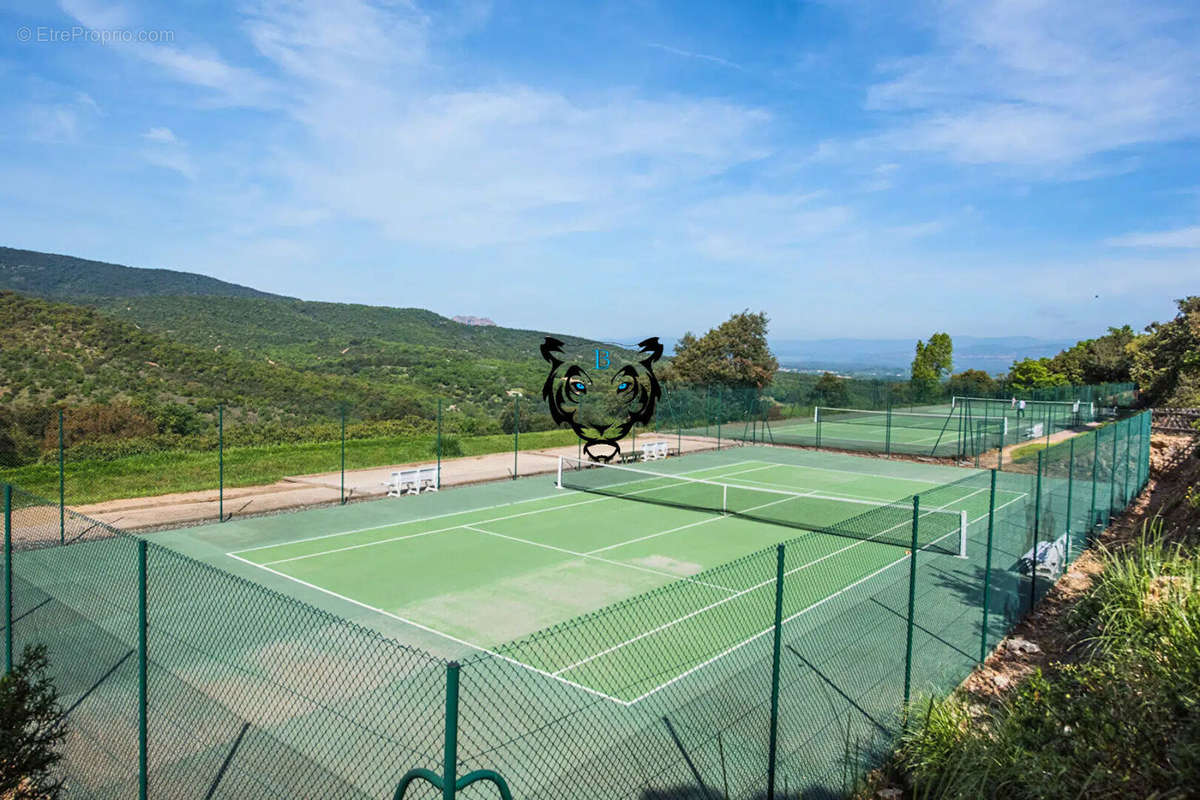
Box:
[182,451,1020,705]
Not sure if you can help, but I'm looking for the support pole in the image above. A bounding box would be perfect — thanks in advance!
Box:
[766,544,785,800]
[1030,450,1043,613]
[512,395,518,479]
[979,470,997,664]
[903,496,920,710]
[218,405,224,523]
[138,539,148,800]
[58,408,64,545]
[1065,438,1075,560]
[1108,422,1119,521]
[443,662,460,800]
[1090,427,1100,529]
[436,399,443,491]
[4,484,12,674]
[340,406,346,505]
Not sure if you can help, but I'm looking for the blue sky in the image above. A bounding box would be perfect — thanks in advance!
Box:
[0,0,1197,343]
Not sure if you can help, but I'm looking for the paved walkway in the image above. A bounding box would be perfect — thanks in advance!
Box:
[73,434,728,531]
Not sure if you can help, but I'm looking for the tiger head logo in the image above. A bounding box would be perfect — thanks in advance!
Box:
[541,336,663,462]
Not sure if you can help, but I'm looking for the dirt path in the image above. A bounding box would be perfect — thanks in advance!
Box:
[73,434,728,531]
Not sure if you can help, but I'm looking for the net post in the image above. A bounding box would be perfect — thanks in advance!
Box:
[1030,450,1044,613]
[556,456,563,489]
[340,406,347,505]
[4,484,11,674]
[722,484,728,515]
[903,496,919,712]
[137,538,148,800]
[885,401,892,457]
[957,510,968,558]
[58,408,64,545]
[979,470,997,664]
[766,544,785,800]
[436,398,443,491]
[218,404,224,523]
[1065,438,1075,560]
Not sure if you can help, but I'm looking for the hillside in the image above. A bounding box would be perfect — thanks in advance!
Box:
[0,247,633,403]
[0,291,428,419]
[0,246,281,300]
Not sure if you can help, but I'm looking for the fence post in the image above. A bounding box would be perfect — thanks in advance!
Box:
[1108,422,1119,521]
[979,470,997,664]
[58,408,65,545]
[1122,417,1134,506]
[716,394,722,451]
[1029,450,1043,613]
[903,496,919,710]
[4,484,11,674]
[137,538,148,800]
[340,406,347,505]
[218,404,224,523]
[767,544,785,799]
[1090,428,1100,529]
[436,399,443,491]
[1065,438,1075,561]
[512,395,518,480]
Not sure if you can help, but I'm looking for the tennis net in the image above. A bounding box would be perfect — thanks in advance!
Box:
[557,456,968,557]
[953,396,1094,418]
[815,406,1007,436]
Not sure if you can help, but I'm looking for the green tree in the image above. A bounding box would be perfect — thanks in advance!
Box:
[1129,297,1200,406]
[1009,358,1071,391]
[668,311,779,388]
[1,645,65,800]
[810,372,849,407]
[947,369,997,398]
[910,332,953,400]
[1050,325,1138,385]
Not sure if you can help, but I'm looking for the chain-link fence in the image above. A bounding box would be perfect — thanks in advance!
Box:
[2,411,1151,799]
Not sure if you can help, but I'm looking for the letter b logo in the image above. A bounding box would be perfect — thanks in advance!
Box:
[594,349,611,370]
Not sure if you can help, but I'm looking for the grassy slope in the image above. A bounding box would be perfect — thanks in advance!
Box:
[0,291,423,414]
[0,427,590,504]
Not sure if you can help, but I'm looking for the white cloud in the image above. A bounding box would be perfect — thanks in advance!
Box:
[863,0,1200,169]
[142,127,177,143]
[1105,225,1200,248]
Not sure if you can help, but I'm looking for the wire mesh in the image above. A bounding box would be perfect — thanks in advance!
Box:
[3,411,1152,800]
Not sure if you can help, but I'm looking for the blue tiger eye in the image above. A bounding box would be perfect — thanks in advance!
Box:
[618,382,630,390]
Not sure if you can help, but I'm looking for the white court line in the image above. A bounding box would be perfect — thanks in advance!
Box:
[232,458,1011,706]
[624,504,998,705]
[555,492,973,681]
[461,525,738,593]
[225,552,635,706]
[242,459,761,563]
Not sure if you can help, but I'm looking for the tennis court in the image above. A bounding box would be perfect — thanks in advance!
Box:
[213,453,1011,704]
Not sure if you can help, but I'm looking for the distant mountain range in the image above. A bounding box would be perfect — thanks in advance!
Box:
[768,337,1075,375]
[612,333,1072,375]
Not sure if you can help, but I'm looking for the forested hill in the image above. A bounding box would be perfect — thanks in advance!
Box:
[0,291,425,418]
[0,247,281,300]
[0,247,636,427]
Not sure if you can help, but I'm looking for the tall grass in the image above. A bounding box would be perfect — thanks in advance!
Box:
[887,518,1200,799]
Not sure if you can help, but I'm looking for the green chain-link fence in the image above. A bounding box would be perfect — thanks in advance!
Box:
[3,411,1151,798]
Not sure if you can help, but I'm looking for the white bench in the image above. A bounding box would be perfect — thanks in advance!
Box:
[1024,422,1045,440]
[640,441,669,461]
[383,466,439,497]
